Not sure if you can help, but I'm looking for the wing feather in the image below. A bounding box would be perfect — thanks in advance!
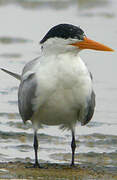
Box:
[18,73,37,122]
[81,90,96,126]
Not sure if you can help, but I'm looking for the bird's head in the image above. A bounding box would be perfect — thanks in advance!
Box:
[40,24,114,54]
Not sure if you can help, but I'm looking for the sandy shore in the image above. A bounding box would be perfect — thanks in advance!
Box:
[0,161,117,179]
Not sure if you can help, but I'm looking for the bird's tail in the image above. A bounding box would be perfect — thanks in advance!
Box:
[1,68,21,80]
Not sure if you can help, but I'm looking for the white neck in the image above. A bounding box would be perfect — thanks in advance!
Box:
[40,38,81,56]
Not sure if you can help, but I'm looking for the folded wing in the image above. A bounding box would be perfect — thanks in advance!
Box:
[18,73,37,123]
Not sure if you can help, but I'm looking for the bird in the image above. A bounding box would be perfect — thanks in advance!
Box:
[1,23,114,167]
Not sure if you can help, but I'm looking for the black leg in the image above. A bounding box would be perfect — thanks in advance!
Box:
[33,130,40,168]
[71,130,76,166]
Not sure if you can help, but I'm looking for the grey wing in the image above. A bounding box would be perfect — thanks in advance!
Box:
[18,73,37,123]
[82,90,96,126]
[89,71,93,80]
[22,57,39,75]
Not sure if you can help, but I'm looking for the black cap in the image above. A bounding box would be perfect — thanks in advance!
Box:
[40,24,85,44]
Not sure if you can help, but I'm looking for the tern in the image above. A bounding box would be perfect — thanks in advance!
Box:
[1,24,114,167]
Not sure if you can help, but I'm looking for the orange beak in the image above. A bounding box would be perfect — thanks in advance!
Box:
[71,36,114,52]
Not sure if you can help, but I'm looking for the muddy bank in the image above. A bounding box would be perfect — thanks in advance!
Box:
[0,161,117,179]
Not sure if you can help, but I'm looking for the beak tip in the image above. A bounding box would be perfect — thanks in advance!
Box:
[107,48,114,52]
[71,37,114,52]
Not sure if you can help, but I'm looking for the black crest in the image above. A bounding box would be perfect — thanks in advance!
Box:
[40,24,85,44]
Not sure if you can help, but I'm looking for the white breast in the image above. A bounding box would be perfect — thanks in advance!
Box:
[31,53,93,129]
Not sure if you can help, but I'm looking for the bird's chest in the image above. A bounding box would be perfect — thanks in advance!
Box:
[37,55,91,90]
[49,58,92,108]
[33,56,92,125]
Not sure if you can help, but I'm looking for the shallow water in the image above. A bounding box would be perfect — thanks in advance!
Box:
[0,0,117,171]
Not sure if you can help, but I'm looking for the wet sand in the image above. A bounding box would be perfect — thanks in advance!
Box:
[0,161,117,179]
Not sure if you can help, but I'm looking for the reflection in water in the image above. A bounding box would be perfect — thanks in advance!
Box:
[0,0,110,10]
[0,53,22,58]
[78,0,109,9]
[0,37,32,44]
